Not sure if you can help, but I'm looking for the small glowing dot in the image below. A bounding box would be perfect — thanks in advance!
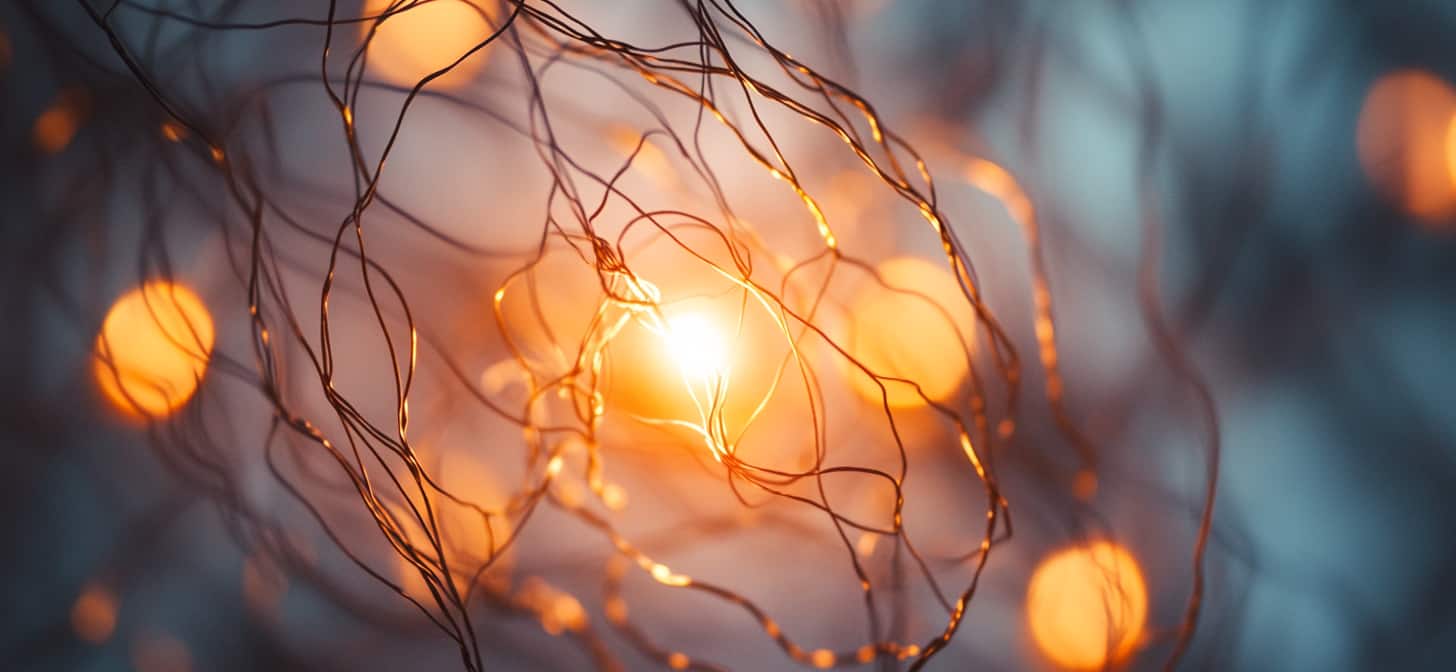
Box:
[553,595,587,632]
[811,648,836,669]
[94,281,214,419]
[856,645,876,663]
[898,644,920,659]
[668,652,690,670]
[647,563,689,586]
[33,89,88,154]
[605,597,628,623]
[72,583,118,644]
[997,419,1016,438]
[855,532,879,557]
[160,121,187,143]
[1026,541,1148,670]
[601,482,628,510]
[959,432,984,474]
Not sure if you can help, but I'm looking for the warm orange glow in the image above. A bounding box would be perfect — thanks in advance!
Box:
[1448,113,1456,194]
[71,583,118,644]
[1026,541,1148,670]
[91,279,212,416]
[518,577,588,635]
[601,482,628,510]
[846,257,976,408]
[160,120,188,143]
[663,312,729,381]
[1357,69,1456,223]
[608,124,677,189]
[362,0,498,90]
[33,89,88,155]
[1072,470,1099,502]
[393,451,511,604]
[855,531,879,557]
[93,281,215,419]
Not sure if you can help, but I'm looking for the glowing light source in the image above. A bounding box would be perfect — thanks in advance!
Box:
[93,281,215,419]
[160,120,188,143]
[71,583,118,644]
[664,312,729,381]
[33,89,88,155]
[362,0,498,90]
[1448,114,1456,194]
[846,256,976,408]
[518,577,589,635]
[1357,69,1456,225]
[1026,541,1148,670]
[392,451,511,604]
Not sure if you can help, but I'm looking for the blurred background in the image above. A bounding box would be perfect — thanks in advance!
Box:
[2,1,1454,670]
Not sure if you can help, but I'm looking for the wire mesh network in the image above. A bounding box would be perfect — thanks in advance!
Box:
[36,1,1222,670]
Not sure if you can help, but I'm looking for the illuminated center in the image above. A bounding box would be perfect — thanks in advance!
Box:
[665,313,728,380]
[1026,541,1148,670]
[93,281,215,419]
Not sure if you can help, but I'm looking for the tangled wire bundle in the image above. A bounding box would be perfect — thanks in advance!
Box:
[23,1,1223,670]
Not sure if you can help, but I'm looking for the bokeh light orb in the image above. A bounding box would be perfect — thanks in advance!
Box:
[33,89,87,155]
[71,583,118,644]
[1025,541,1148,670]
[393,450,512,604]
[845,256,976,408]
[361,0,498,90]
[93,281,215,419]
[1357,69,1456,225]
